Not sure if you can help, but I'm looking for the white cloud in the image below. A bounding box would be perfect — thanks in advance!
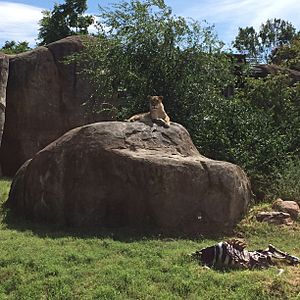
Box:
[1,0,300,48]
[0,2,44,47]
[179,0,300,45]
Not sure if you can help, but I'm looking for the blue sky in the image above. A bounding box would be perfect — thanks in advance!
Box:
[1,0,300,47]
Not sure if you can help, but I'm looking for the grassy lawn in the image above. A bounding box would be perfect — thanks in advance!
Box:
[0,178,299,299]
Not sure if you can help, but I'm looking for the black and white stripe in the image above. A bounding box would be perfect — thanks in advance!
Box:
[193,241,237,268]
[192,240,300,269]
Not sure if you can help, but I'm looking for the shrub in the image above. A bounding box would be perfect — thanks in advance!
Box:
[75,0,234,122]
[221,74,300,198]
[267,158,300,201]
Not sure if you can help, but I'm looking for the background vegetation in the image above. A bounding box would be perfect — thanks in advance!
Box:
[0,41,31,54]
[37,0,93,46]
[233,18,300,63]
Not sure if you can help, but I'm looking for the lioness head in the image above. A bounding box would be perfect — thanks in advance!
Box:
[148,95,163,110]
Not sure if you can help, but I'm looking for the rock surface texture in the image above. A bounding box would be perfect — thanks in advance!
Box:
[252,64,300,83]
[0,36,100,176]
[256,211,293,225]
[0,53,9,149]
[7,121,252,235]
[272,198,300,220]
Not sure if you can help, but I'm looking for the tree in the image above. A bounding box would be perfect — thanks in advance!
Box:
[232,26,261,62]
[37,0,94,46]
[271,38,300,70]
[233,18,298,63]
[76,0,233,126]
[227,73,300,197]
[0,40,31,54]
[0,41,31,54]
[74,0,237,157]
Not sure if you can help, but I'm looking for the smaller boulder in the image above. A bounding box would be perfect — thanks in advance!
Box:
[256,211,293,225]
[272,198,300,220]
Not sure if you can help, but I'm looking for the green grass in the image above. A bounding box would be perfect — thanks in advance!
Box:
[0,178,299,299]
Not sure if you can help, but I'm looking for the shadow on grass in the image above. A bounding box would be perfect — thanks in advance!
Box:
[2,204,232,242]
[0,177,237,242]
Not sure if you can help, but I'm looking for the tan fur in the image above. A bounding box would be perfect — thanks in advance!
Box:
[127,96,170,127]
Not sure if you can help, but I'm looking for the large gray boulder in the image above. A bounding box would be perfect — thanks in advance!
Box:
[0,36,107,176]
[7,121,252,235]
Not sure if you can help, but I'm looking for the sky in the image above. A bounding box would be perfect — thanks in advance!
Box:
[0,0,300,48]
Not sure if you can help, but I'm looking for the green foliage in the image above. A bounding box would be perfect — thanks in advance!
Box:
[268,158,300,201]
[0,179,299,299]
[0,41,31,54]
[233,26,261,62]
[37,0,94,46]
[75,0,240,171]
[209,74,300,197]
[272,38,300,70]
[77,0,233,122]
[233,18,299,63]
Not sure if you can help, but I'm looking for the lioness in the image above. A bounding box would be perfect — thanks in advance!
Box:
[127,95,170,128]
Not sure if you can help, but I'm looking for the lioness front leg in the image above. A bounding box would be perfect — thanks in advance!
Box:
[152,118,170,128]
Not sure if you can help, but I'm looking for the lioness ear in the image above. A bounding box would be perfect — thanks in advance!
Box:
[158,96,164,101]
[147,95,152,100]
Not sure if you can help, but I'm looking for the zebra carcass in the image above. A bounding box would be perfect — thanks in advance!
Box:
[192,239,300,269]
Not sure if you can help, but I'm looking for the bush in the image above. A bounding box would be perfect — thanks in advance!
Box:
[76,0,234,121]
[268,158,300,201]
[209,74,300,198]
[272,38,300,70]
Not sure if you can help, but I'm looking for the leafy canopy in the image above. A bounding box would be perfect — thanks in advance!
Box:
[0,40,31,54]
[37,0,94,46]
[228,74,300,194]
[233,18,299,63]
[77,0,233,128]
[272,37,300,70]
